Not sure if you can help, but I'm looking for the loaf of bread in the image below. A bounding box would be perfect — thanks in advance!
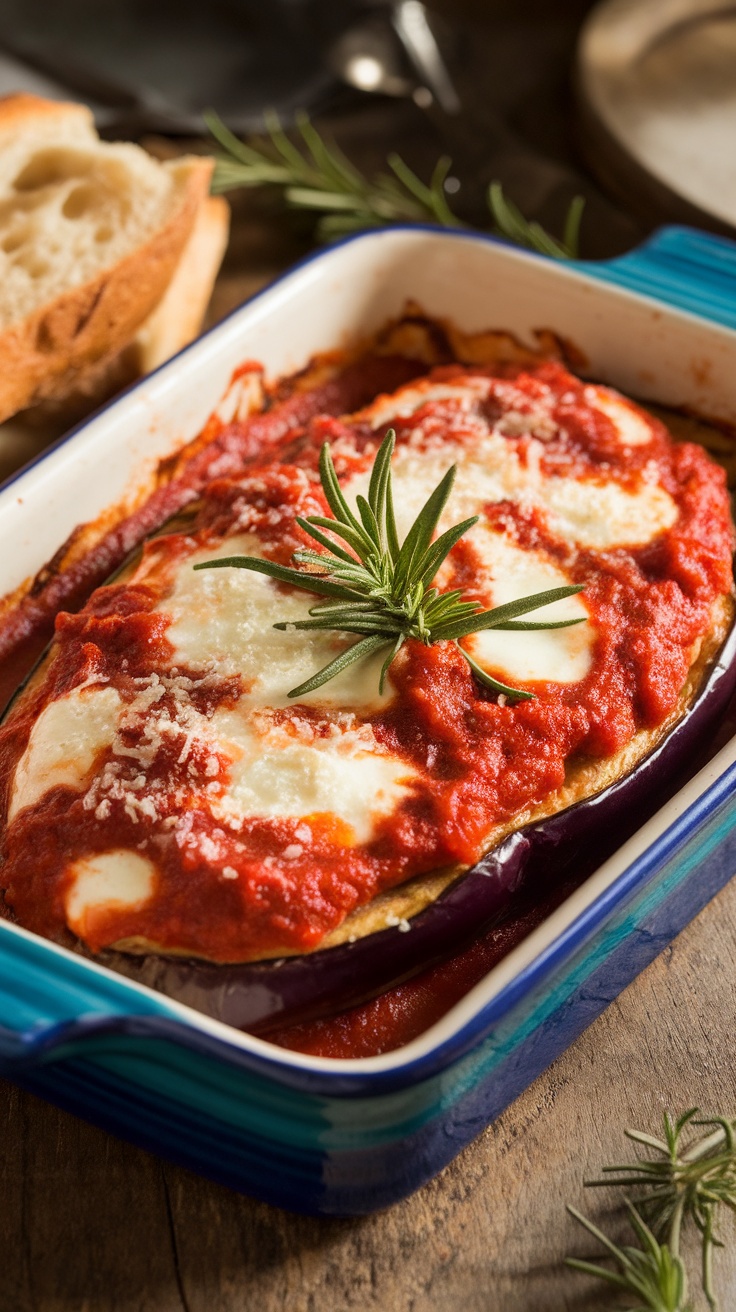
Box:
[0,93,220,423]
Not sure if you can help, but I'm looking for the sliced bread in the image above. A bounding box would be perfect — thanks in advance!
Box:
[0,93,212,421]
[129,193,230,375]
[17,192,231,429]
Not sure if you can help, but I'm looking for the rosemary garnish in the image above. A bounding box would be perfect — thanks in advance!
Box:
[567,1109,736,1311]
[567,1203,690,1312]
[194,428,584,700]
[205,109,585,257]
[488,180,585,261]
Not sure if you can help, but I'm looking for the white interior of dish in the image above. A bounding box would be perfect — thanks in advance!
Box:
[1,226,735,1074]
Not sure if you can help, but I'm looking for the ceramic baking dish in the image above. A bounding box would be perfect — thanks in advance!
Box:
[1,224,736,1217]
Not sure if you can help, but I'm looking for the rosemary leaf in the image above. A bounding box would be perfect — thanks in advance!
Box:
[293,521,356,564]
[393,463,457,596]
[287,633,388,699]
[318,444,370,537]
[488,180,582,259]
[563,194,586,259]
[205,109,585,259]
[460,647,534,701]
[297,513,372,557]
[566,1204,691,1312]
[193,554,364,602]
[273,615,400,635]
[491,618,588,631]
[585,1110,736,1311]
[431,585,584,640]
[414,515,479,589]
[379,634,405,695]
[355,493,382,544]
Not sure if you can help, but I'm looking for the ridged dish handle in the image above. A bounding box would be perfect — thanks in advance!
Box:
[0,1014,128,1072]
[577,226,736,331]
[0,925,176,1075]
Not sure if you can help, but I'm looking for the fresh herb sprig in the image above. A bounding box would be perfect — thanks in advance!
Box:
[567,1110,736,1311]
[488,180,585,261]
[205,109,585,257]
[194,428,584,700]
[567,1203,691,1312]
[586,1110,736,1309]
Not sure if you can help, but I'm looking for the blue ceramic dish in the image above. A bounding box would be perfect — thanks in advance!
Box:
[1,224,736,1216]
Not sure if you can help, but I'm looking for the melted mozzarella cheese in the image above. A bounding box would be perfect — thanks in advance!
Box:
[163,537,393,711]
[541,475,675,550]
[367,377,492,429]
[586,386,654,447]
[65,850,156,938]
[9,374,677,865]
[10,684,122,821]
[208,708,413,843]
[463,527,593,685]
[154,531,418,834]
[10,539,415,849]
[345,423,677,550]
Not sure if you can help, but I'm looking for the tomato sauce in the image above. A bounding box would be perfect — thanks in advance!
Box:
[0,357,733,1050]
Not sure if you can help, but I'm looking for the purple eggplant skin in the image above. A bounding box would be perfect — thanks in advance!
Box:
[104,615,736,1035]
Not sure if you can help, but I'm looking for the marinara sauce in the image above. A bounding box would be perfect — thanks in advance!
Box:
[0,356,732,1053]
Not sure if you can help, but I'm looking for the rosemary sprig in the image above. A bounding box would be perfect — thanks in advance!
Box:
[566,1203,691,1312]
[194,428,585,700]
[205,109,585,257]
[488,180,585,261]
[586,1110,736,1310]
[567,1109,736,1311]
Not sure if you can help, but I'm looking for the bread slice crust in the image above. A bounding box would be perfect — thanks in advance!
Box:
[15,192,231,427]
[0,94,213,421]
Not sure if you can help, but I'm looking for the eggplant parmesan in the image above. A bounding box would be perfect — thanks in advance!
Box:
[0,347,734,1041]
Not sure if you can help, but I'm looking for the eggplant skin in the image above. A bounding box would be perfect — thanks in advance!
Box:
[104,597,736,1035]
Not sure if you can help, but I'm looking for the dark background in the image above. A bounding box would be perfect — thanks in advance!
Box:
[0,0,644,258]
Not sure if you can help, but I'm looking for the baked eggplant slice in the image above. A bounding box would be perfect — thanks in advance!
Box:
[1,358,734,1036]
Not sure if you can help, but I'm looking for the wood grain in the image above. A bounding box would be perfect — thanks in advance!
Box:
[1,876,735,1312]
